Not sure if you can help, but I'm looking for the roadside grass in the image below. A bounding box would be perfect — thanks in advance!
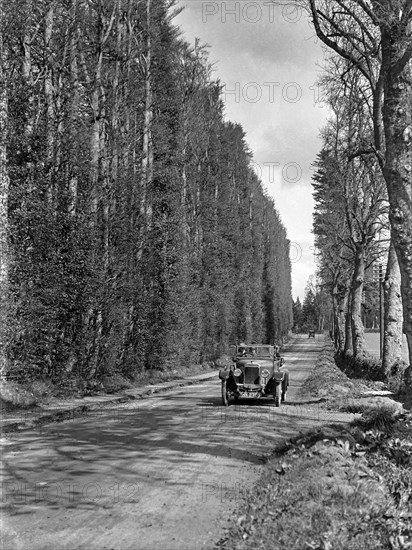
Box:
[218,418,412,550]
[300,348,370,400]
[127,361,217,387]
[335,349,410,399]
[0,379,39,410]
[217,344,412,550]
[0,359,218,410]
[335,350,385,381]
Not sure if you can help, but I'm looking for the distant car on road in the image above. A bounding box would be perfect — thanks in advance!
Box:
[218,344,288,407]
[308,330,315,338]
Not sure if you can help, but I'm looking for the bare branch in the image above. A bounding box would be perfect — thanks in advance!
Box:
[347,148,375,161]
[334,0,378,49]
[309,0,374,87]
[356,0,379,24]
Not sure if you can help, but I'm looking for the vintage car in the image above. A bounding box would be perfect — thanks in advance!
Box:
[218,344,289,407]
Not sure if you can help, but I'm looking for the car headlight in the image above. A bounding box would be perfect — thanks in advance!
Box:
[261,369,270,378]
[233,368,242,377]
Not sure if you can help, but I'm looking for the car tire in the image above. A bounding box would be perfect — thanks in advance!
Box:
[274,383,281,407]
[221,380,229,407]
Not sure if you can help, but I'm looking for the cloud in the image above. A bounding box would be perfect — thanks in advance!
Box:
[179,2,321,68]
[175,1,327,299]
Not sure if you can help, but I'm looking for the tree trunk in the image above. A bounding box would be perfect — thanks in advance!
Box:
[331,284,338,348]
[44,2,55,207]
[382,240,404,374]
[85,1,116,379]
[181,139,189,242]
[336,288,348,353]
[90,59,102,222]
[351,243,365,357]
[344,289,353,355]
[0,29,10,375]
[22,15,34,142]
[88,1,115,223]
[22,4,35,192]
[381,36,412,376]
[68,0,79,217]
[138,0,153,261]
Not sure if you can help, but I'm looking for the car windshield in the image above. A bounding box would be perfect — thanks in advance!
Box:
[237,345,273,357]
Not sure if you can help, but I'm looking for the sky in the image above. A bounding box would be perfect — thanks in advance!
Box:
[174,1,331,300]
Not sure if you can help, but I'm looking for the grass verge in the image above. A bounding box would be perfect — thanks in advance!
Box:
[0,359,219,411]
[217,344,412,550]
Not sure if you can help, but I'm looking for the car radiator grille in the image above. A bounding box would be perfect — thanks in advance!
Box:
[244,366,260,385]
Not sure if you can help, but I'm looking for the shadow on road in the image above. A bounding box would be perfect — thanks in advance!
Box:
[2,337,345,523]
[2,384,336,515]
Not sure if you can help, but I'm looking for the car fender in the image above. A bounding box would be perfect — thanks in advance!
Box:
[218,368,230,380]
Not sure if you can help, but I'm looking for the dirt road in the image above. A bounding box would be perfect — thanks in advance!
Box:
[1,336,355,550]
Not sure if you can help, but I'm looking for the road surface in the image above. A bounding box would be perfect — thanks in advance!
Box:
[1,336,354,550]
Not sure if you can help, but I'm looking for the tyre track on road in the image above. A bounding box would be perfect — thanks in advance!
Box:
[1,337,357,550]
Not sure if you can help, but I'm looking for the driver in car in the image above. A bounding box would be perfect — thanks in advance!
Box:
[238,343,247,356]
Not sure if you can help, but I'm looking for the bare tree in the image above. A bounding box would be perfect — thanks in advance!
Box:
[314,61,388,357]
[297,0,412,376]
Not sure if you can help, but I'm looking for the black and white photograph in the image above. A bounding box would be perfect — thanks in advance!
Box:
[1,1,411,549]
